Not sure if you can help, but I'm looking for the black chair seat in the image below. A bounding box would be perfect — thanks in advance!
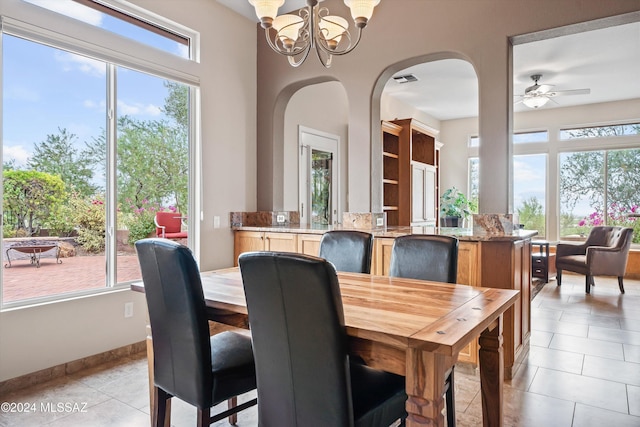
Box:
[210,331,256,403]
[350,361,407,427]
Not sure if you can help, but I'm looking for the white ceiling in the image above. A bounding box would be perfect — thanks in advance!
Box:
[220,1,640,121]
[385,21,640,120]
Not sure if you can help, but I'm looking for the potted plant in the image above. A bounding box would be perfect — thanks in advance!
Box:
[440,187,474,227]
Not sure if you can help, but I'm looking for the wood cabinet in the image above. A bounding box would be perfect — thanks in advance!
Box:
[233,229,530,378]
[297,233,322,256]
[233,231,297,266]
[411,162,437,224]
[480,240,531,378]
[382,119,440,226]
[381,121,403,226]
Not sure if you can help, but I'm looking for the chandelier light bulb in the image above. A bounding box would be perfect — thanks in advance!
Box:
[273,14,305,48]
[248,0,285,28]
[344,0,380,27]
[319,16,349,49]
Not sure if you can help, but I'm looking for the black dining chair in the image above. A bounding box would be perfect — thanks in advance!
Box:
[135,238,257,427]
[389,234,459,426]
[238,251,407,427]
[319,230,374,273]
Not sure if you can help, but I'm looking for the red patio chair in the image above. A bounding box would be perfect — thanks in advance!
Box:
[154,212,188,239]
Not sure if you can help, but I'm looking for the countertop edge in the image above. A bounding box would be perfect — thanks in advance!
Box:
[231,225,538,242]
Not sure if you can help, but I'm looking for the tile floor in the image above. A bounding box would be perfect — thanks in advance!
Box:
[1,273,640,427]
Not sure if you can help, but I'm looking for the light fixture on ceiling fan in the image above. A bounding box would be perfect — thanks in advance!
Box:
[516,74,591,109]
[248,0,380,68]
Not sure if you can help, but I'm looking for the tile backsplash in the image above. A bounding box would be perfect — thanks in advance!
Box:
[230,211,300,227]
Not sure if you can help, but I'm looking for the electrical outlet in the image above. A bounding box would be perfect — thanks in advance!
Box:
[124,302,134,318]
[376,217,384,227]
[213,216,220,228]
[276,214,286,223]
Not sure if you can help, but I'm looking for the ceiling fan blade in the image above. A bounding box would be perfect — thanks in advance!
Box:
[549,88,591,96]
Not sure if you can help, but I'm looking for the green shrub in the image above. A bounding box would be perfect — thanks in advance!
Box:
[72,195,106,253]
[124,199,168,244]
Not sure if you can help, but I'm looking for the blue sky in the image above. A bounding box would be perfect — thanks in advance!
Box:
[3,0,186,167]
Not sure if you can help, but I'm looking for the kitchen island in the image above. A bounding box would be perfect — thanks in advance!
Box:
[232,224,536,379]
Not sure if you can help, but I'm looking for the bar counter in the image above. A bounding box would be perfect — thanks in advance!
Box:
[232,223,538,241]
[232,224,535,378]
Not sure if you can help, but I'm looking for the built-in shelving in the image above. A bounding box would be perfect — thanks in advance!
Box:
[381,118,440,226]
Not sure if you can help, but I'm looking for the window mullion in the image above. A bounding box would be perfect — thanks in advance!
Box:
[105,63,117,287]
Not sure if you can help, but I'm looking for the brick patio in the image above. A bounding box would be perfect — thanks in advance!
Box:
[2,253,141,303]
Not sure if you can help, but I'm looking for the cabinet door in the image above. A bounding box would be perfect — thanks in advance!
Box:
[411,162,437,224]
[373,238,395,276]
[264,232,298,253]
[233,231,265,266]
[298,233,322,256]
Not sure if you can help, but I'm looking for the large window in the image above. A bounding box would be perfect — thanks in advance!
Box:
[1,2,197,306]
[468,127,640,242]
[559,149,640,241]
[514,154,547,238]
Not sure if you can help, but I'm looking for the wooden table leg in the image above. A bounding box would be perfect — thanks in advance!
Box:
[479,316,504,427]
[404,347,452,426]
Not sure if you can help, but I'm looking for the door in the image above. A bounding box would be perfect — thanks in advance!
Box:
[299,127,339,226]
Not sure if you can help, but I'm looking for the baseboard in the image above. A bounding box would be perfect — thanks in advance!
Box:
[0,341,146,395]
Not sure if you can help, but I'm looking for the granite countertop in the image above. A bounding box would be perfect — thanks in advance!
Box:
[232,224,538,242]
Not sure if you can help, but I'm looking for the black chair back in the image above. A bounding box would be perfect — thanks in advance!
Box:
[319,230,374,273]
[239,252,352,426]
[135,238,213,408]
[389,235,459,283]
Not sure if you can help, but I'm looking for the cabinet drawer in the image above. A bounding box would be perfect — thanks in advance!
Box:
[533,267,546,277]
[532,257,547,266]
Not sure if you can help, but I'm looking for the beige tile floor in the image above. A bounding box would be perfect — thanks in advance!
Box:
[1,273,640,427]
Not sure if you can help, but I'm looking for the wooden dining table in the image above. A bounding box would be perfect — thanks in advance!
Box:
[131,267,519,427]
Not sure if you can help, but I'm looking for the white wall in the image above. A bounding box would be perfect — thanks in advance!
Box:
[283,82,349,217]
[0,0,257,382]
[439,117,478,195]
[254,0,640,216]
[380,94,441,131]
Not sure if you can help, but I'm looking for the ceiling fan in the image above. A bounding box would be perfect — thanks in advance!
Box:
[515,74,590,109]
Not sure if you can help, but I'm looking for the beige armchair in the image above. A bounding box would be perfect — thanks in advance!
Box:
[556,226,633,294]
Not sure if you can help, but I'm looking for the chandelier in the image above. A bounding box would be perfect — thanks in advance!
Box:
[248,0,381,68]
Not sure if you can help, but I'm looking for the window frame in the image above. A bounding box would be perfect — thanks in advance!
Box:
[0,0,202,308]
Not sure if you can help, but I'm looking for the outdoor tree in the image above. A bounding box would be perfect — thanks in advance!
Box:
[117,116,188,211]
[86,115,188,214]
[163,81,188,129]
[27,127,98,197]
[85,79,189,215]
[516,196,545,236]
[560,149,640,214]
[3,170,66,236]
